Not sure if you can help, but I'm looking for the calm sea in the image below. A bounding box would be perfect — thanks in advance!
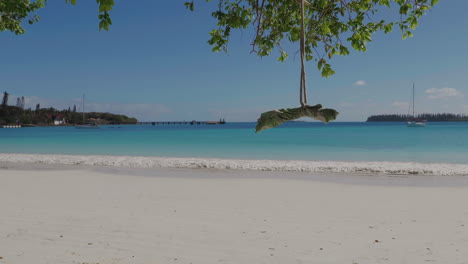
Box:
[1,122,467,164]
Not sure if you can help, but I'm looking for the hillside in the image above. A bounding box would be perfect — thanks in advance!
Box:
[0,105,138,126]
[367,113,468,122]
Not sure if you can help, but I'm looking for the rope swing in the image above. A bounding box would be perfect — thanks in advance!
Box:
[255,0,339,133]
[299,0,307,107]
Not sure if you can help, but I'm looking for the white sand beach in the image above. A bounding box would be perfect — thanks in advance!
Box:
[1,163,468,264]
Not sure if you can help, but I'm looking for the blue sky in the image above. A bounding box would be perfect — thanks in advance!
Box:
[1,0,467,121]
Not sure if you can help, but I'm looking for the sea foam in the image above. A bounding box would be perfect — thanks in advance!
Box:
[1,153,468,176]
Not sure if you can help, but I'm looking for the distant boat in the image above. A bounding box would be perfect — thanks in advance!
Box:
[407,83,426,127]
[75,122,99,129]
[75,94,99,129]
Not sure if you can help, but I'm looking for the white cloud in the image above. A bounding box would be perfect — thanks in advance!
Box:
[354,80,366,86]
[425,87,463,99]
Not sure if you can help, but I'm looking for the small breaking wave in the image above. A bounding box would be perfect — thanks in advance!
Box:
[1,153,468,176]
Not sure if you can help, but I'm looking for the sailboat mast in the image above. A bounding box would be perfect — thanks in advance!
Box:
[412,83,415,118]
[81,94,85,124]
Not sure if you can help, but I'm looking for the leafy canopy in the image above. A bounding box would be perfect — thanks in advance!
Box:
[0,0,113,34]
[0,0,45,34]
[1,0,439,76]
[186,0,439,77]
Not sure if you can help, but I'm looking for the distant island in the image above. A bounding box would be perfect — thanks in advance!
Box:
[0,104,137,127]
[367,113,468,122]
[0,91,137,126]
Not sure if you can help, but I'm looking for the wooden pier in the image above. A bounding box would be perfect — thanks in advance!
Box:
[138,119,226,126]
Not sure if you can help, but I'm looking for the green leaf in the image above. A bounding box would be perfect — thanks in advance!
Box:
[277,51,288,62]
[184,1,195,11]
[384,23,393,33]
[65,0,78,5]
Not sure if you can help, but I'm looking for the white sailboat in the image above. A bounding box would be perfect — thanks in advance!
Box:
[407,83,426,127]
[75,94,99,129]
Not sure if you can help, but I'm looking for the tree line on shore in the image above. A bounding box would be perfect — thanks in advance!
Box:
[367,113,468,122]
[0,92,137,125]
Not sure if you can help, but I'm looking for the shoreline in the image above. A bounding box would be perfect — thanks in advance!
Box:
[4,161,468,188]
[1,153,468,176]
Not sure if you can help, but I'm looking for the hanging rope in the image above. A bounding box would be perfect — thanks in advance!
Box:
[254,0,339,133]
[299,0,307,107]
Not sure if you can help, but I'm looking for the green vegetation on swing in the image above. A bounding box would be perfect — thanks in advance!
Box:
[0,0,439,131]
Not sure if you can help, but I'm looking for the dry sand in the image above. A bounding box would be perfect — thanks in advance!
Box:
[1,164,468,264]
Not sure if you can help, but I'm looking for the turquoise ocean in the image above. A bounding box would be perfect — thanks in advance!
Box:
[1,122,467,164]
